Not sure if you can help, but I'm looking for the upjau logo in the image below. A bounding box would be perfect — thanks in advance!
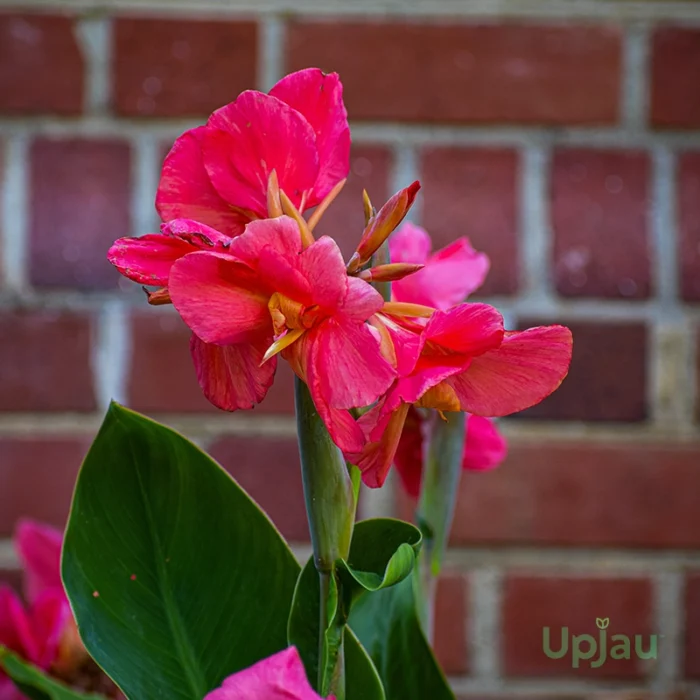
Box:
[542,617,661,668]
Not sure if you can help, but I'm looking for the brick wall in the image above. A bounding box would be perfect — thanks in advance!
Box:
[1,1,699,697]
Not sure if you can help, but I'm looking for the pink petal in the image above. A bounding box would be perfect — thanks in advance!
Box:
[378,314,425,377]
[203,92,319,215]
[313,317,396,411]
[462,415,508,472]
[352,400,411,489]
[169,251,271,345]
[190,334,276,411]
[388,222,432,266]
[0,678,23,700]
[269,68,350,207]
[258,246,312,304]
[204,647,331,700]
[425,303,504,356]
[229,216,303,269]
[27,590,70,669]
[285,332,366,454]
[392,406,426,498]
[162,218,233,247]
[299,236,348,311]
[156,127,248,237]
[394,238,490,310]
[450,325,573,416]
[0,587,24,655]
[340,277,385,321]
[107,234,196,286]
[14,520,63,604]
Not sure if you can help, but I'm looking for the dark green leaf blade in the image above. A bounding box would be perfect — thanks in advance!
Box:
[288,558,385,700]
[62,402,300,700]
[0,647,104,700]
[349,575,455,700]
[340,519,421,595]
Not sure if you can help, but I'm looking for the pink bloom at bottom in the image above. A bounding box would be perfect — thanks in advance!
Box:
[394,408,508,499]
[204,647,332,700]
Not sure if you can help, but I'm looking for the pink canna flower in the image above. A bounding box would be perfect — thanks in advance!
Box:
[349,303,572,487]
[389,222,490,310]
[157,68,350,236]
[0,586,71,700]
[14,520,64,605]
[204,647,332,700]
[168,216,396,452]
[393,408,508,498]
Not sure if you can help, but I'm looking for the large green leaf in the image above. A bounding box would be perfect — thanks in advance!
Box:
[62,403,300,700]
[349,576,455,700]
[288,558,385,700]
[0,648,103,700]
[339,519,421,598]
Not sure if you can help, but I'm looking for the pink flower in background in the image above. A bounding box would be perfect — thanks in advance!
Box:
[393,409,508,498]
[204,647,332,700]
[389,222,490,310]
[157,68,350,235]
[0,521,74,700]
[168,216,395,452]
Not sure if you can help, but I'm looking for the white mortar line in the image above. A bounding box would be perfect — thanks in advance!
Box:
[521,143,552,303]
[621,22,650,131]
[75,15,112,116]
[91,299,130,409]
[259,14,284,91]
[652,146,679,309]
[358,472,397,520]
[651,572,683,692]
[469,567,503,682]
[1,135,29,292]
[131,133,161,237]
[0,541,15,569]
[6,0,700,21]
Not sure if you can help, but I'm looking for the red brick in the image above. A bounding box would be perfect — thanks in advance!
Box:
[208,436,308,543]
[650,28,700,129]
[128,311,294,415]
[457,693,683,700]
[551,150,651,300]
[113,18,257,117]
[502,576,654,679]
[0,14,83,115]
[420,148,519,296]
[0,310,95,412]
[513,320,647,422]
[433,574,468,675]
[312,146,392,260]
[29,139,130,290]
[286,23,621,125]
[678,153,700,301]
[0,438,89,535]
[416,441,700,549]
[685,573,700,678]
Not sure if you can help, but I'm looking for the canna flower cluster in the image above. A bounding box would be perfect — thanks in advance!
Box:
[0,521,117,700]
[109,68,572,489]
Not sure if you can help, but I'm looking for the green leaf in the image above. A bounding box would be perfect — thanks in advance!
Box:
[288,558,385,700]
[348,576,455,700]
[62,403,300,700]
[339,519,422,597]
[0,647,103,700]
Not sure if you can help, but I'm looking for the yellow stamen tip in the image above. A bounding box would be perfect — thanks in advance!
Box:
[261,327,306,365]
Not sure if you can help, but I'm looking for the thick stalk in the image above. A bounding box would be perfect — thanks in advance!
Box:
[295,376,355,698]
[414,411,467,643]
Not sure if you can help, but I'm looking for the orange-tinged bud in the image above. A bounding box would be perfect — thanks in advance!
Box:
[417,383,461,412]
[267,170,283,218]
[359,262,424,283]
[144,287,172,305]
[362,189,375,227]
[348,181,420,273]
[382,301,435,318]
[261,328,306,365]
[279,190,315,249]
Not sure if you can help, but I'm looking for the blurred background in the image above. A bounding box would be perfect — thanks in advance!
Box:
[1,0,699,697]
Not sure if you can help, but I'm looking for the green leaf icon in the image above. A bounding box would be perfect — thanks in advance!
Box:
[596,617,610,629]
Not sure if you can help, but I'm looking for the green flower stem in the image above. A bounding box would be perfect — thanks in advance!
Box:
[414,410,467,642]
[295,376,356,698]
[370,241,392,302]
